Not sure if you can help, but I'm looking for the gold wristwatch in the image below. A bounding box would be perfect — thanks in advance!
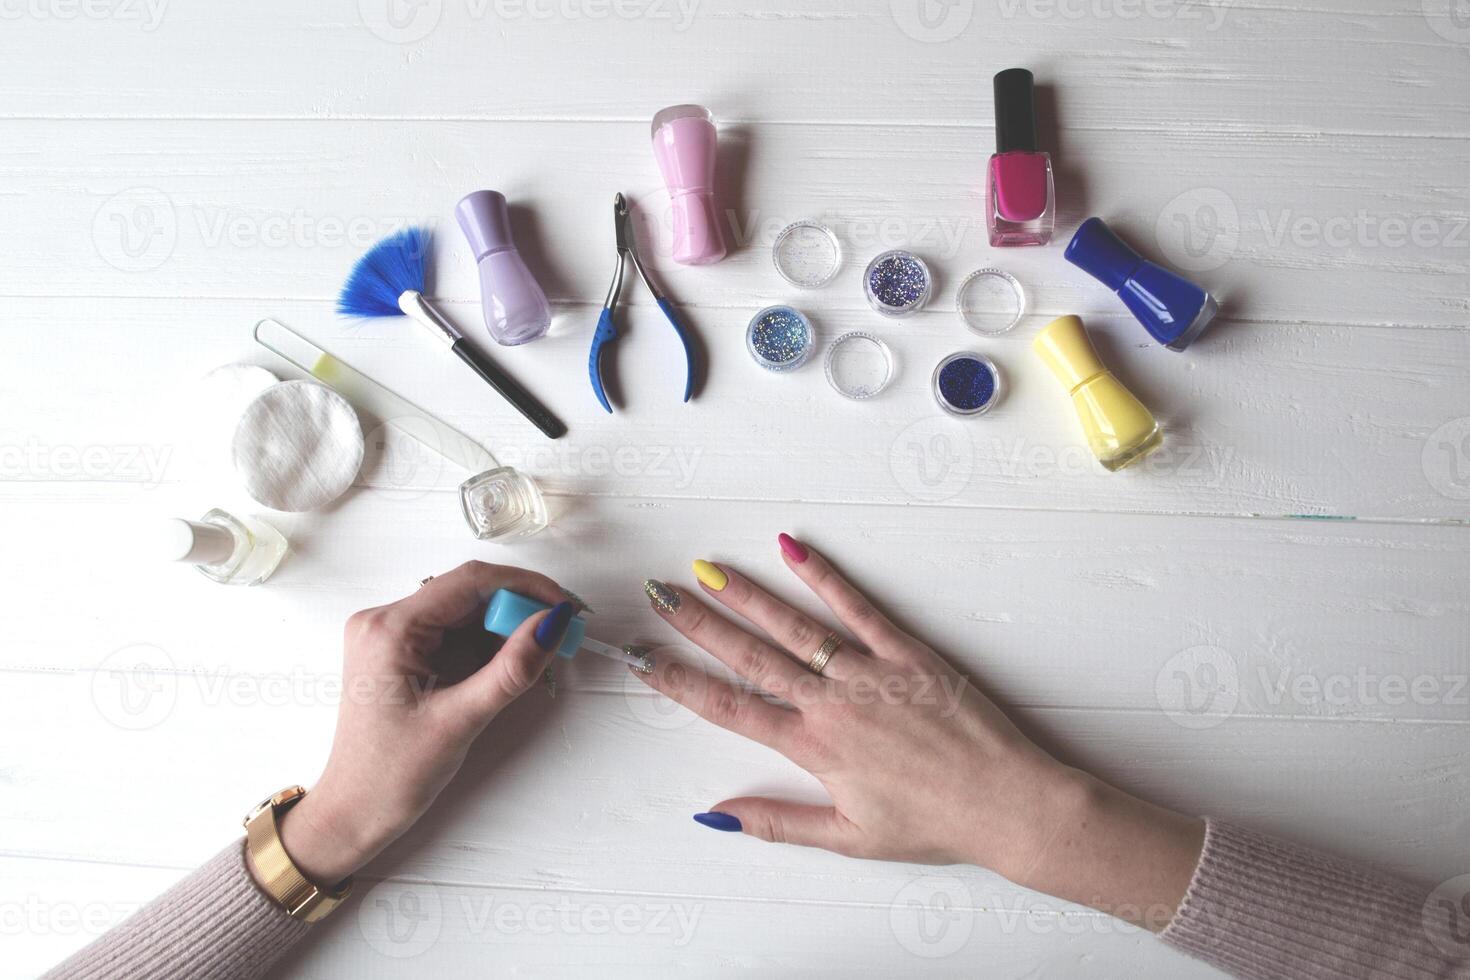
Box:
[243,786,353,922]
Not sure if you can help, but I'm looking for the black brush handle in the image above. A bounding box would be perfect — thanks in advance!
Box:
[450,339,566,440]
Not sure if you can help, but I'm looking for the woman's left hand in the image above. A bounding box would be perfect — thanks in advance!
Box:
[631,536,1202,929]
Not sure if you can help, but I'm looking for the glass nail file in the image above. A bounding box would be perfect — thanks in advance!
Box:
[253,318,495,474]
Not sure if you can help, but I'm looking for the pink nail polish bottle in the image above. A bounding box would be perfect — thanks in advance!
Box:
[651,104,727,266]
[986,68,1055,247]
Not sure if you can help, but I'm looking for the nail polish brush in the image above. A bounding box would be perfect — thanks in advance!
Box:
[484,589,654,672]
[336,227,567,439]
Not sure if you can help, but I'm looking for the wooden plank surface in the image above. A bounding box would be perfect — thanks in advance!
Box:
[5,298,1470,522]
[3,121,1468,329]
[3,1,1467,977]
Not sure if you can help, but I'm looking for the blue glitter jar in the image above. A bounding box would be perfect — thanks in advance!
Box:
[747,305,815,373]
[863,249,932,317]
[932,352,1003,417]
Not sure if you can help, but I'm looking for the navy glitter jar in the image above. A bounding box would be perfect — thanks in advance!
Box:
[863,249,931,317]
[932,352,1003,416]
[747,305,815,373]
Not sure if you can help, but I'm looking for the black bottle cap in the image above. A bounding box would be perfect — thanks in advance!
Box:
[993,68,1038,153]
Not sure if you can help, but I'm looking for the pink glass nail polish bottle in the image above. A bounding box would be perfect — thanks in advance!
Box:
[986,68,1055,247]
[651,104,727,266]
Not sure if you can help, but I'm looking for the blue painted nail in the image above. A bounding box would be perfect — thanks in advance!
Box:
[692,812,742,833]
[534,601,575,651]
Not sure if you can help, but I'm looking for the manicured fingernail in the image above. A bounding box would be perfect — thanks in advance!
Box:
[624,644,656,674]
[693,812,742,832]
[644,579,680,614]
[560,588,594,614]
[692,559,728,591]
[778,533,808,563]
[534,601,575,651]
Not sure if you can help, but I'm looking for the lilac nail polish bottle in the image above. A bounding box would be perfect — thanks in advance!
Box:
[455,190,552,346]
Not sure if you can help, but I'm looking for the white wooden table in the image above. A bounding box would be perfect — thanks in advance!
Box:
[3,2,1468,976]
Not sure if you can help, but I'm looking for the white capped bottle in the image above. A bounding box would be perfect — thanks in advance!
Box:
[160,509,287,585]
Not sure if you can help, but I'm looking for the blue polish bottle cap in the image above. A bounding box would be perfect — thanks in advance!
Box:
[483,589,586,659]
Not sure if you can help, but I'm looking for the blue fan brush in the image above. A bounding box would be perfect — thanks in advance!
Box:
[337,228,566,440]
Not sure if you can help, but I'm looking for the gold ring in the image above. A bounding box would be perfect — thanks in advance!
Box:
[807,633,841,676]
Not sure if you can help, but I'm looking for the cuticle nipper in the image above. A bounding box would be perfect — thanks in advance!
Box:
[588,192,696,413]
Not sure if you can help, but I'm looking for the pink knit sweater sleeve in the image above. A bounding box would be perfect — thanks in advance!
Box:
[41,839,310,980]
[1162,820,1468,979]
[40,822,1469,979]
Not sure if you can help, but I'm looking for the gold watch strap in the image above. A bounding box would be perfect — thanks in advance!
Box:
[243,785,352,923]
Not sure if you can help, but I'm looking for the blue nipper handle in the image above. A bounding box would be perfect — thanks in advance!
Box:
[588,307,618,413]
[588,299,696,412]
[656,297,696,403]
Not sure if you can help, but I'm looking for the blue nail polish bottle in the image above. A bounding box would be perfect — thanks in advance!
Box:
[484,589,586,658]
[1064,217,1217,352]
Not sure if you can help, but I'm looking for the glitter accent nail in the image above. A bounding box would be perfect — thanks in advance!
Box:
[864,249,932,317]
[746,305,814,373]
[644,579,680,614]
[624,644,655,673]
[560,588,595,614]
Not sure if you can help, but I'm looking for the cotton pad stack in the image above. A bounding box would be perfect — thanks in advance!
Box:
[191,363,282,477]
[230,380,364,512]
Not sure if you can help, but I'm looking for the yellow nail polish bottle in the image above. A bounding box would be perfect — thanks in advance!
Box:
[1032,315,1162,472]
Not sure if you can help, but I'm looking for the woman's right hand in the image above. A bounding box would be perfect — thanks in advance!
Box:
[273,561,572,888]
[633,534,1205,930]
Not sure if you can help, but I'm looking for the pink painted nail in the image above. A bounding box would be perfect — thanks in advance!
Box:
[778,533,808,563]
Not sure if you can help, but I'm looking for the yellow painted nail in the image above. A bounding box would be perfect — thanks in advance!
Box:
[692,559,728,591]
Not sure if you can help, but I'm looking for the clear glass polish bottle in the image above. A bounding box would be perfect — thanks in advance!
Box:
[459,467,548,540]
[160,509,288,585]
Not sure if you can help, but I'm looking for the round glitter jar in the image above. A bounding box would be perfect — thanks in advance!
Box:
[772,220,841,288]
[863,249,932,317]
[956,267,1026,336]
[932,352,1003,417]
[824,331,894,400]
[747,305,815,373]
